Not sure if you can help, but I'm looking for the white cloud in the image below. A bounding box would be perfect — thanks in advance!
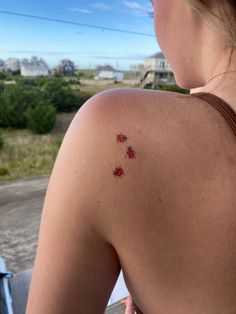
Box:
[122,1,151,16]
[91,3,111,11]
[68,7,92,14]
[123,1,144,10]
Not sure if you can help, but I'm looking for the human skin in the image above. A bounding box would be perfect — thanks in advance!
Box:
[26,1,236,313]
[151,0,236,109]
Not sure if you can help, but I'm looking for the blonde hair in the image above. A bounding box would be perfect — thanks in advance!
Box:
[187,0,236,88]
[187,0,236,47]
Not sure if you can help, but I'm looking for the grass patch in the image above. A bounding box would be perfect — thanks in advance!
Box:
[0,128,62,181]
[72,81,133,95]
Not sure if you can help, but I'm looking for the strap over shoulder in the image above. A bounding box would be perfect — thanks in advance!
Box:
[191,92,236,136]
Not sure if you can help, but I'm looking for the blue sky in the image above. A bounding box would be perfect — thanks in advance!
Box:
[0,0,160,70]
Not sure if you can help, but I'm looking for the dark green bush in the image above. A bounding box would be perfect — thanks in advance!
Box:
[0,167,9,176]
[0,83,5,94]
[0,72,7,80]
[17,78,39,88]
[54,71,63,79]
[42,79,79,112]
[0,78,82,129]
[25,102,56,134]
[157,85,190,94]
[0,133,4,150]
[0,85,43,128]
[42,77,68,89]
[144,84,190,94]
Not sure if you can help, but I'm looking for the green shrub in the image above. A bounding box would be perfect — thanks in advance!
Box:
[42,79,79,112]
[0,167,9,176]
[17,78,39,88]
[0,72,7,80]
[0,133,4,150]
[0,85,44,128]
[54,71,63,79]
[145,84,190,94]
[0,83,5,94]
[158,85,190,94]
[25,102,57,134]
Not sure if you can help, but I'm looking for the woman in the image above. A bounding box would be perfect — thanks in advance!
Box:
[26,0,236,313]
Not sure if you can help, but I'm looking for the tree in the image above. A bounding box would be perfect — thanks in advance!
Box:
[57,59,76,77]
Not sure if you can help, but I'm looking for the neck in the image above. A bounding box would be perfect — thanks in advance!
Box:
[191,74,236,112]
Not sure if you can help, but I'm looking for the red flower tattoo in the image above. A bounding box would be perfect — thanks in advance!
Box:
[116,133,128,143]
[113,167,124,177]
[126,146,136,159]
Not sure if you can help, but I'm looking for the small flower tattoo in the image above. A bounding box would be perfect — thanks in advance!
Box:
[116,133,128,143]
[126,146,136,159]
[113,167,124,177]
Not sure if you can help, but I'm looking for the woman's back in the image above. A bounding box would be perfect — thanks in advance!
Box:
[25,1,236,312]
[99,90,236,313]
[25,88,236,314]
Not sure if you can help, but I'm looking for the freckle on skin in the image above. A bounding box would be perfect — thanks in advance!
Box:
[158,198,163,202]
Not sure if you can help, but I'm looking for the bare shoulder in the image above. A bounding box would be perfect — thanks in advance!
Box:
[81,87,192,134]
[77,87,197,175]
[73,88,197,239]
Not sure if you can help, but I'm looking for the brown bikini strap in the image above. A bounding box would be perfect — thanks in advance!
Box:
[191,92,236,136]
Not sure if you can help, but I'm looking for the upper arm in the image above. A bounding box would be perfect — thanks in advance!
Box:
[26,91,122,314]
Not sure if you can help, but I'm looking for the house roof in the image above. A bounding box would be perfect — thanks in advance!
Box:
[146,51,166,60]
[97,65,117,72]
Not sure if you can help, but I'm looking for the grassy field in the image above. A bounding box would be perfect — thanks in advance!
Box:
[0,112,76,182]
[72,81,135,102]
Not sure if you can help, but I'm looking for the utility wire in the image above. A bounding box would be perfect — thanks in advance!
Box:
[0,10,155,37]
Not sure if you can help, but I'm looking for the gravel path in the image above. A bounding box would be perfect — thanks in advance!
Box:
[0,176,49,273]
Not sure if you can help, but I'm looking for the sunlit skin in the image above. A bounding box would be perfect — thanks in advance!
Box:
[26,1,236,313]
[152,0,236,109]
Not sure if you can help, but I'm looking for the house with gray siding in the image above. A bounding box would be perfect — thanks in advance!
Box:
[141,52,176,87]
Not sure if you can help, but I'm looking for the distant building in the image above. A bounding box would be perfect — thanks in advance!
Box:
[5,58,21,74]
[57,59,75,76]
[144,52,172,71]
[95,65,124,81]
[141,52,175,87]
[20,58,49,77]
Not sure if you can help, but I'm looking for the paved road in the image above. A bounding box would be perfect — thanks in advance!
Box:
[0,176,49,273]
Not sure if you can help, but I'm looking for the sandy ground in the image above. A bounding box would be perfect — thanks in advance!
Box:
[0,176,49,273]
